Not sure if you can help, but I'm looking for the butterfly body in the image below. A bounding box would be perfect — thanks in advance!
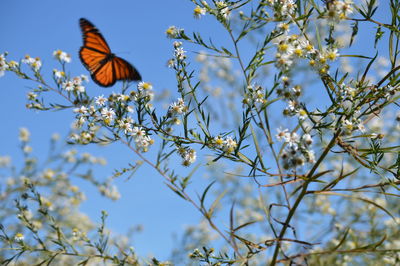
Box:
[79,18,141,87]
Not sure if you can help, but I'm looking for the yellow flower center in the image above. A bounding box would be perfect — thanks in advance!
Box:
[142,82,152,90]
[278,43,289,52]
[294,48,303,57]
[194,6,204,15]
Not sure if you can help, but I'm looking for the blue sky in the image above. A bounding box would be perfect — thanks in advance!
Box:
[0,0,225,260]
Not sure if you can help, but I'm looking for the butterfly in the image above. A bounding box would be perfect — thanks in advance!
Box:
[79,18,141,87]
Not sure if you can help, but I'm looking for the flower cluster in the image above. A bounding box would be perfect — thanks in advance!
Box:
[165,25,183,39]
[0,53,9,77]
[277,76,301,99]
[134,81,154,102]
[53,49,71,63]
[100,107,116,125]
[14,233,24,242]
[173,41,186,61]
[99,181,121,201]
[274,37,340,119]
[69,85,155,150]
[275,35,316,71]
[309,48,340,75]
[62,75,88,93]
[169,98,187,116]
[178,147,197,166]
[243,84,267,106]
[266,0,297,19]
[22,55,42,72]
[0,155,11,167]
[193,5,206,19]
[167,42,188,70]
[19,127,31,142]
[326,0,354,22]
[131,126,154,152]
[276,128,315,170]
[166,97,188,127]
[275,76,307,120]
[341,117,365,135]
[215,1,230,19]
[213,136,238,154]
[53,69,66,83]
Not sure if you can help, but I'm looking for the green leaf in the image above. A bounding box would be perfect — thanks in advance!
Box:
[200,181,216,209]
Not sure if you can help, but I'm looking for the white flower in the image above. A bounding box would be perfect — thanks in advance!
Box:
[306,150,316,163]
[73,116,86,128]
[119,120,133,134]
[53,69,65,80]
[99,183,120,201]
[245,85,266,105]
[8,60,19,70]
[301,133,313,146]
[53,50,71,63]
[23,145,33,153]
[0,156,11,167]
[72,76,85,92]
[14,233,24,242]
[27,92,37,100]
[0,53,9,77]
[80,74,89,82]
[216,1,230,18]
[132,126,146,138]
[136,82,154,101]
[287,132,299,148]
[62,81,74,91]
[101,107,115,120]
[135,136,152,152]
[62,76,86,92]
[325,48,339,61]
[173,41,182,48]
[194,5,206,18]
[297,109,307,120]
[357,122,365,133]
[22,55,41,72]
[276,127,290,142]
[342,119,354,133]
[19,128,30,142]
[114,93,125,102]
[73,106,88,115]
[169,98,187,115]
[138,81,153,91]
[299,40,316,54]
[166,26,180,38]
[275,53,294,69]
[181,149,197,166]
[95,95,108,106]
[131,127,153,151]
[175,47,186,60]
[281,0,296,16]
[287,100,297,111]
[223,136,237,153]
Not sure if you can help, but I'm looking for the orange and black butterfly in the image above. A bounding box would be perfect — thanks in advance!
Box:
[79,18,141,87]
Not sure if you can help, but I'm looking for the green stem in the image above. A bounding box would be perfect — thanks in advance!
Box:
[270,129,341,265]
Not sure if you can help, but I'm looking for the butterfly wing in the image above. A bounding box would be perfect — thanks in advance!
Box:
[79,18,141,87]
[79,18,110,70]
[113,57,142,82]
[89,57,142,87]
